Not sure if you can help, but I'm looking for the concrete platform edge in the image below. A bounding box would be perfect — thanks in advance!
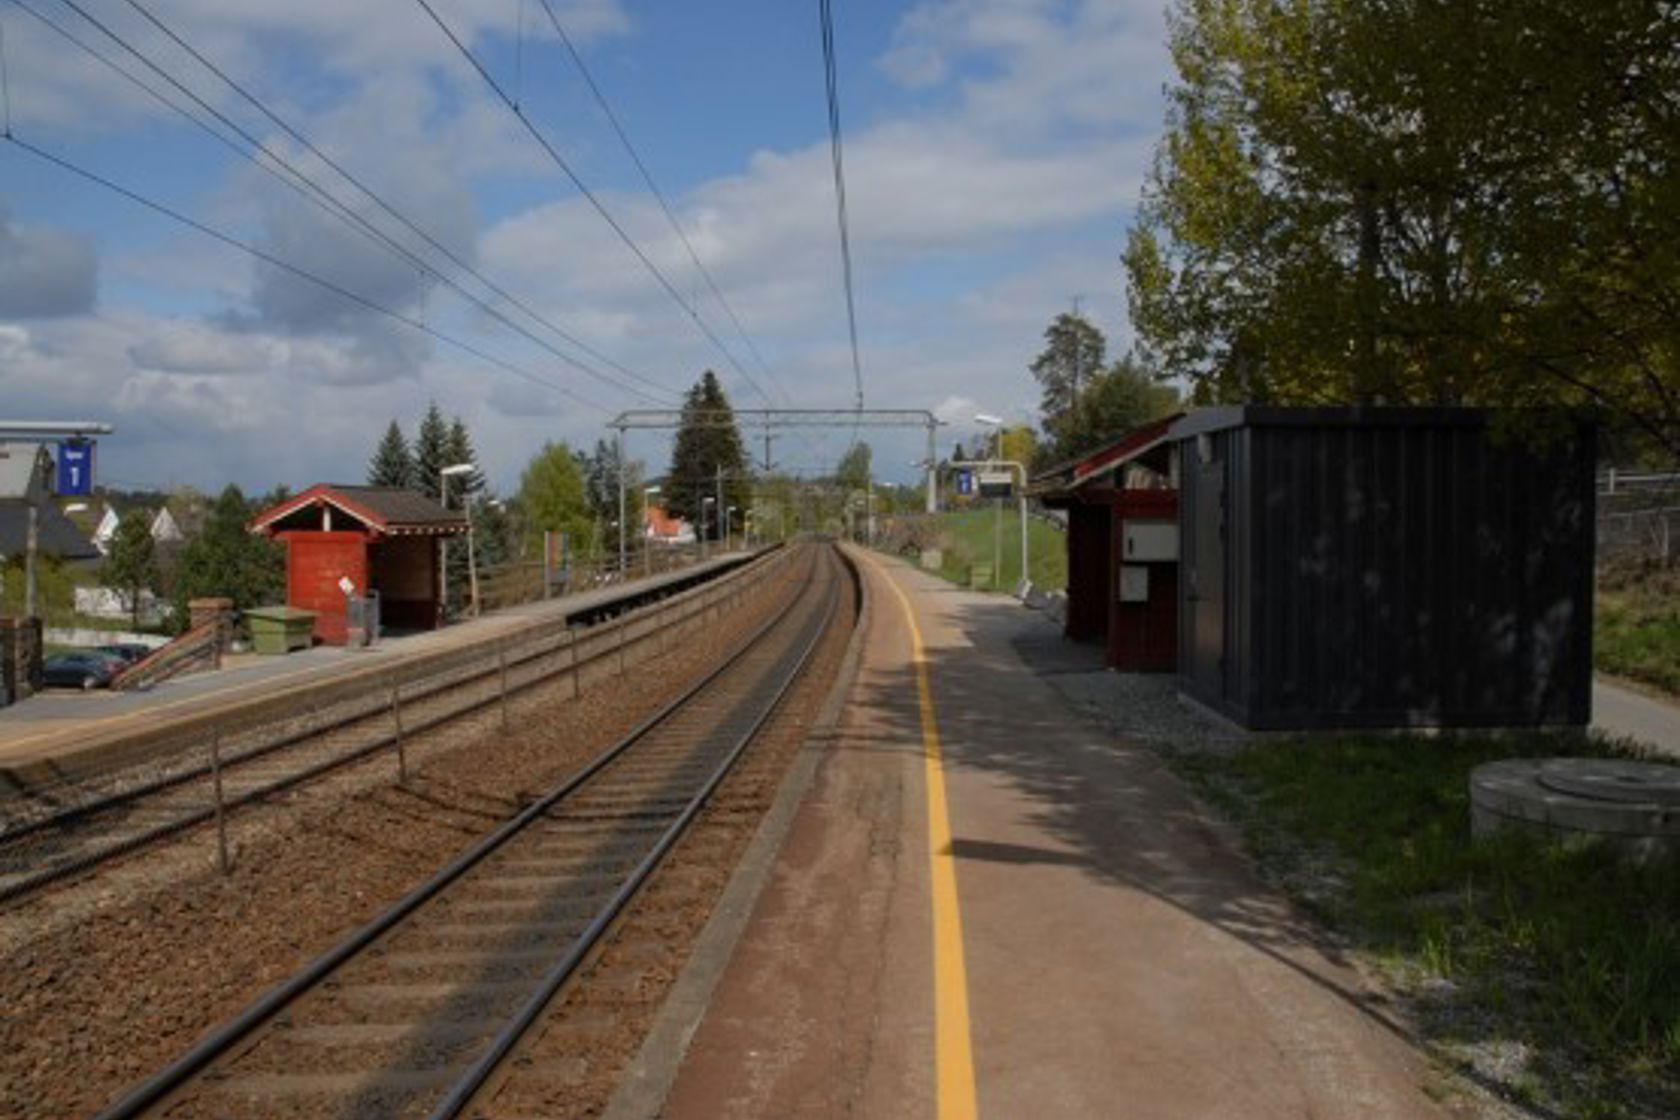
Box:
[601,545,875,1120]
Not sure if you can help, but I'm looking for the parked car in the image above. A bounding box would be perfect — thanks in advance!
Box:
[42,650,127,690]
[96,642,154,666]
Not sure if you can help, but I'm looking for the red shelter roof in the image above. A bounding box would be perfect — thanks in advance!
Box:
[249,484,469,538]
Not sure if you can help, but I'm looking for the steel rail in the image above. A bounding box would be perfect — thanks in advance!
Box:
[93,546,836,1120]
[432,548,840,1118]
[0,554,783,905]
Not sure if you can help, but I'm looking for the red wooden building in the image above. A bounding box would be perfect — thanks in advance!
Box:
[249,485,468,645]
[1032,415,1182,672]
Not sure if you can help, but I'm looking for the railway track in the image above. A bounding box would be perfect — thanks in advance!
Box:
[0,552,781,907]
[95,543,844,1120]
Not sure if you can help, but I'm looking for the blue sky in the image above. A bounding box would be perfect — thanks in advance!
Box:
[0,0,1174,494]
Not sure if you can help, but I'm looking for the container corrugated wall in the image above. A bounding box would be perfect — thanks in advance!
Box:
[1176,409,1595,730]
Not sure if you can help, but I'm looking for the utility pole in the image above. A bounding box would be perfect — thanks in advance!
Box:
[715,464,724,553]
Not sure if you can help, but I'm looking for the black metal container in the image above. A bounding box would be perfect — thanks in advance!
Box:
[1174,407,1595,730]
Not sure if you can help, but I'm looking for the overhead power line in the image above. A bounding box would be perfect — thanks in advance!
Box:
[110,0,678,405]
[819,0,866,416]
[411,0,781,410]
[535,0,789,406]
[34,0,675,408]
[3,133,610,413]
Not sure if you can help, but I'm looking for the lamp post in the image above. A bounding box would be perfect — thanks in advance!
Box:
[702,496,715,561]
[726,505,737,553]
[440,463,475,619]
[642,485,661,576]
[976,415,1004,587]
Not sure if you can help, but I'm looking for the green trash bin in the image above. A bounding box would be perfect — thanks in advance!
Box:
[245,606,317,654]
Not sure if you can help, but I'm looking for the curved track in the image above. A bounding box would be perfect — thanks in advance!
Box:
[96,543,844,1120]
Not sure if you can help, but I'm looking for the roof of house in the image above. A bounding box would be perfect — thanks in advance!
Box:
[1028,413,1183,500]
[0,504,101,561]
[249,483,469,538]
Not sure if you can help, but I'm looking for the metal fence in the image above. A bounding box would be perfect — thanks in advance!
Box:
[1597,468,1679,567]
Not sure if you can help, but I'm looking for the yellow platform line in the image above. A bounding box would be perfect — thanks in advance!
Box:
[866,553,979,1120]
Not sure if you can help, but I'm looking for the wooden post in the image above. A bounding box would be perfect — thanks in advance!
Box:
[498,640,511,730]
[391,677,408,785]
[210,731,230,875]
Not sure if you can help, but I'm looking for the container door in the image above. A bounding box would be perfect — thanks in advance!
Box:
[1187,447,1226,700]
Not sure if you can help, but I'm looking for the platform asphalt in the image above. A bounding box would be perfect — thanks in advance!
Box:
[630,550,1451,1119]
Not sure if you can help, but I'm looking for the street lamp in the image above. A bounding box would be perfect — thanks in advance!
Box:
[702,496,716,561]
[440,463,476,619]
[642,485,661,576]
[726,505,737,553]
[975,415,1005,587]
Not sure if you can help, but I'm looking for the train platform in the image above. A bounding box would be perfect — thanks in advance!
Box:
[0,553,754,788]
[608,550,1452,1120]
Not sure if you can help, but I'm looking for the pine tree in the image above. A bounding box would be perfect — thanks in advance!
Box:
[368,420,415,490]
[445,417,486,501]
[666,371,750,540]
[414,402,450,502]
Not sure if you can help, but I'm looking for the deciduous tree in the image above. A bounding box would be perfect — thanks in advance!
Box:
[1124,0,1680,456]
[102,513,158,630]
[517,442,595,558]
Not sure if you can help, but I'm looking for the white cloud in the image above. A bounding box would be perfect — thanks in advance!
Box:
[3,0,1174,490]
[0,205,98,318]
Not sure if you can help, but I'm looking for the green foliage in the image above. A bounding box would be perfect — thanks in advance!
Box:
[413,402,450,502]
[666,371,750,540]
[1125,0,1680,457]
[1052,357,1181,461]
[102,513,159,630]
[835,442,872,494]
[170,485,285,626]
[1596,582,1680,697]
[1176,733,1680,1115]
[1030,312,1108,439]
[998,426,1038,473]
[517,442,595,557]
[924,508,1067,592]
[444,417,485,501]
[367,420,415,490]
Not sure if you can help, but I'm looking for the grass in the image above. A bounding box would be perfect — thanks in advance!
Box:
[1596,579,1680,698]
[1171,732,1680,1118]
[927,507,1067,592]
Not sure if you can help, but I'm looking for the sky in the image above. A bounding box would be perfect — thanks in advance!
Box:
[0,0,1176,496]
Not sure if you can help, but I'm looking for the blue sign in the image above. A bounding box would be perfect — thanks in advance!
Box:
[955,469,974,497]
[56,439,95,496]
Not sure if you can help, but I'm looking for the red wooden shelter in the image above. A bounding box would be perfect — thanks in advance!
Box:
[1031,415,1183,672]
[249,485,468,645]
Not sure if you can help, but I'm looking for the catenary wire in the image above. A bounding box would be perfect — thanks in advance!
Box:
[112,0,679,405]
[535,0,790,407]
[2,134,610,414]
[411,0,781,411]
[819,0,865,418]
[33,0,673,408]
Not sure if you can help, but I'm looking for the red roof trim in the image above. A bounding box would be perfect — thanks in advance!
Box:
[1070,413,1182,482]
[248,484,392,535]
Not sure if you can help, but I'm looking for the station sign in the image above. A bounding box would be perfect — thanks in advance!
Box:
[955,470,974,497]
[56,439,95,497]
[977,470,1014,499]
